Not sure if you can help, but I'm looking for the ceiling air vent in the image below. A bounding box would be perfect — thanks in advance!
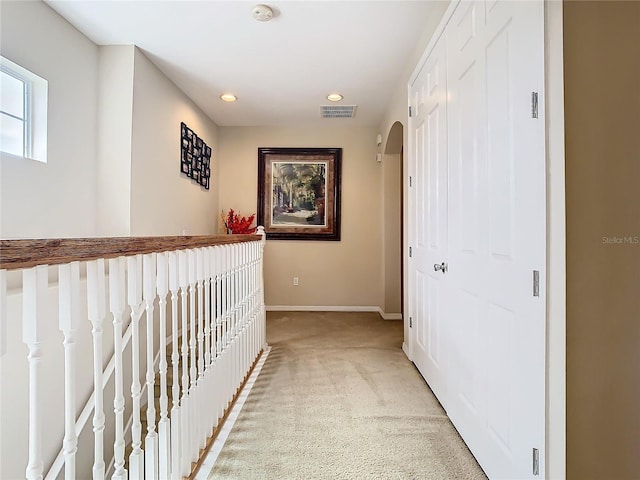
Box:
[320,105,357,119]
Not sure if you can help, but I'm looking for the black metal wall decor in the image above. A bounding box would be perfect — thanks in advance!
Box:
[180,122,211,189]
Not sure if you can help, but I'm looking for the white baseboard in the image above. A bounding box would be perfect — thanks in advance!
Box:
[402,341,412,361]
[266,305,403,321]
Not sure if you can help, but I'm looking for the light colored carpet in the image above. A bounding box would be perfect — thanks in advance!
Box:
[208,311,487,480]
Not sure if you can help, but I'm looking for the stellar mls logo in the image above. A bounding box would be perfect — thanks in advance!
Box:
[601,235,639,245]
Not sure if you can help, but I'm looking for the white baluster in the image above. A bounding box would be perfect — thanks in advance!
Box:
[156,252,171,480]
[187,249,198,464]
[127,255,144,480]
[107,258,127,480]
[220,247,229,409]
[143,253,159,480]
[58,262,80,480]
[242,243,249,374]
[212,247,223,423]
[205,247,215,434]
[201,247,212,442]
[87,259,107,480]
[178,250,191,477]
[215,247,223,362]
[195,248,206,449]
[23,265,47,480]
[167,251,181,480]
[231,244,239,389]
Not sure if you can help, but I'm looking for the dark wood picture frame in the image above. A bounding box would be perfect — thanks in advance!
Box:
[257,147,341,241]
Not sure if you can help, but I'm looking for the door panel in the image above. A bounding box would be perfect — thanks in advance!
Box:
[409,34,449,403]
[409,1,546,478]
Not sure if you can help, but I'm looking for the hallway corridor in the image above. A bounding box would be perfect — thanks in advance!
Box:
[201,311,486,479]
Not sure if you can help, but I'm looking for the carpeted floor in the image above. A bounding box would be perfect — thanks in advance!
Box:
[208,311,487,480]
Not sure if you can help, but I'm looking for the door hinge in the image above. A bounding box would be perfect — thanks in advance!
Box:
[531,92,539,119]
[409,246,412,258]
[409,106,412,118]
[533,270,540,297]
[409,316,413,328]
[409,175,412,187]
[532,448,540,476]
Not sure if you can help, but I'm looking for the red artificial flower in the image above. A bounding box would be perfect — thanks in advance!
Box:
[221,209,257,234]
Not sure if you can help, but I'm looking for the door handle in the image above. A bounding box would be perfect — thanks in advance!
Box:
[433,262,448,273]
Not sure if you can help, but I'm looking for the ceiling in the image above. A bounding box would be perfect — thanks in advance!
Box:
[45,1,445,127]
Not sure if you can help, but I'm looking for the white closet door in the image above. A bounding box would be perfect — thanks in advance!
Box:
[408,34,450,402]
[408,0,546,478]
[446,1,546,478]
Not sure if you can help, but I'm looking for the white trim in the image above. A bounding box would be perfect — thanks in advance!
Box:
[266,305,402,320]
[544,0,566,477]
[402,342,412,361]
[0,55,47,163]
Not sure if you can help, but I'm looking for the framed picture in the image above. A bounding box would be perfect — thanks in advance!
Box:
[258,147,341,241]
[180,122,211,190]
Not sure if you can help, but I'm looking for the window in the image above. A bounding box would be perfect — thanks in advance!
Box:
[0,57,47,162]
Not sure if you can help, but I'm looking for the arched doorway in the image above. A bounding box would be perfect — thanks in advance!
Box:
[382,121,404,320]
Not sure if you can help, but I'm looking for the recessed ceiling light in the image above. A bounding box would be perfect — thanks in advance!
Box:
[327,93,343,102]
[220,94,237,102]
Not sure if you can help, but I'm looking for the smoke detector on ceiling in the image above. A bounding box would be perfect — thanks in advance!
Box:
[252,4,274,22]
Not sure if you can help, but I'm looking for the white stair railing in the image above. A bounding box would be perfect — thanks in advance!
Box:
[0,231,266,480]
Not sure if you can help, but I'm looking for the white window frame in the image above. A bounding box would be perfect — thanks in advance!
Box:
[0,56,47,163]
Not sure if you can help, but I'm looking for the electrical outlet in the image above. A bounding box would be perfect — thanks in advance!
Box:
[293,277,299,286]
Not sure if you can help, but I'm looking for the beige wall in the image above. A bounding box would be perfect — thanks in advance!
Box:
[218,126,383,309]
[564,1,640,478]
[130,48,219,236]
[383,151,402,315]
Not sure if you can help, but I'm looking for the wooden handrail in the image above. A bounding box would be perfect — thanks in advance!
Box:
[0,234,259,270]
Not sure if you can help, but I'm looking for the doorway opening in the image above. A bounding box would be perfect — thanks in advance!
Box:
[383,121,404,320]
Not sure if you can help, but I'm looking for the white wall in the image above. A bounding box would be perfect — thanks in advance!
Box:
[130,48,219,236]
[97,45,135,236]
[0,0,99,239]
[218,126,383,310]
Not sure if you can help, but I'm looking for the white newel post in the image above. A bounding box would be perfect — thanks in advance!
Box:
[23,265,47,480]
[257,227,267,349]
[127,255,144,480]
[167,251,181,480]
[143,253,159,480]
[178,250,191,477]
[58,262,80,480]
[156,252,171,480]
[87,259,107,480]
